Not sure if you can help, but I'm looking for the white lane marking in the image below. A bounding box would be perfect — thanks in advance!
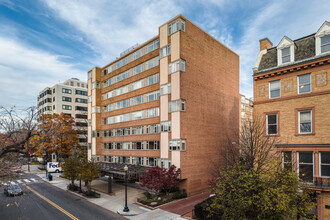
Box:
[23,179,31,183]
[10,181,16,185]
[31,178,38,182]
[17,180,23,184]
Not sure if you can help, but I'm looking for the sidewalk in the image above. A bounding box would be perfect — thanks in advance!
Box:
[22,165,185,220]
[161,192,210,218]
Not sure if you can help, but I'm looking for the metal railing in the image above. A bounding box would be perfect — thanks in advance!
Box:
[313,177,330,188]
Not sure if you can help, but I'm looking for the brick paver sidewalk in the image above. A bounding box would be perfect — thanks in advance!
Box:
[160,192,210,218]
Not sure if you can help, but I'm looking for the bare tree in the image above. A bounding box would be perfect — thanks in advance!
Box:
[0,106,38,158]
[239,116,279,174]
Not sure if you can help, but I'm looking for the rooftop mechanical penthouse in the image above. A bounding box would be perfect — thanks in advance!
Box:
[87,15,239,194]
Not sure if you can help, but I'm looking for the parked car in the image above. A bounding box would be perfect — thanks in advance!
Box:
[9,168,22,173]
[4,184,23,196]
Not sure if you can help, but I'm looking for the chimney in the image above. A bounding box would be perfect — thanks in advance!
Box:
[259,38,273,51]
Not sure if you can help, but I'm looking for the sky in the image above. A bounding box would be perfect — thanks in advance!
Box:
[0,0,329,109]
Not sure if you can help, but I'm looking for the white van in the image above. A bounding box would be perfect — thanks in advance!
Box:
[47,162,62,173]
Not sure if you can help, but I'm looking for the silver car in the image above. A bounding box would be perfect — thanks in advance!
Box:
[4,184,23,196]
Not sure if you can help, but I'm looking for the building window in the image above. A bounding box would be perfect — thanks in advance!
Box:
[299,110,312,134]
[92,106,100,114]
[298,73,311,94]
[161,121,171,132]
[88,72,92,79]
[88,96,92,103]
[281,47,291,64]
[76,90,88,96]
[76,106,87,111]
[76,98,88,103]
[269,80,280,98]
[282,151,292,170]
[298,152,313,182]
[266,114,278,135]
[160,45,171,58]
[53,88,55,93]
[321,35,330,53]
[169,100,186,113]
[70,82,74,86]
[169,139,186,151]
[62,105,72,110]
[62,88,72,94]
[160,83,171,95]
[168,19,185,35]
[320,152,330,177]
[62,96,72,102]
[169,59,185,74]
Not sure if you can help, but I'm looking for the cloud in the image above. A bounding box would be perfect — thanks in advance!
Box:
[231,0,330,98]
[0,36,85,108]
[43,0,182,66]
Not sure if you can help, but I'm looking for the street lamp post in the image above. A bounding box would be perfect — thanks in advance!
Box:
[123,165,130,212]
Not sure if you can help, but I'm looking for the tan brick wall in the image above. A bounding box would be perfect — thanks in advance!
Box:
[254,93,330,144]
[259,38,273,51]
[254,65,330,103]
[321,191,330,220]
[180,19,240,195]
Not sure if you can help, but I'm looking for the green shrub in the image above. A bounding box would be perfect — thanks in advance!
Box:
[83,190,100,198]
[171,189,187,200]
[67,183,79,191]
[169,186,180,193]
[194,197,218,220]
[143,191,152,199]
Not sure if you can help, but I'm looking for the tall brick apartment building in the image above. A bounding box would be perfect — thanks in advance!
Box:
[253,21,330,218]
[87,15,239,194]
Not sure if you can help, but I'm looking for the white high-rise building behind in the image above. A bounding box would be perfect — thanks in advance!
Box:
[37,78,88,156]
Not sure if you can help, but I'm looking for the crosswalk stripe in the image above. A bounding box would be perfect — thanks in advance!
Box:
[31,178,37,182]
[10,181,16,185]
[3,183,7,186]
[17,180,23,183]
[23,179,31,183]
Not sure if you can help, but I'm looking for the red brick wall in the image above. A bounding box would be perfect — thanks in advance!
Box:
[180,20,240,195]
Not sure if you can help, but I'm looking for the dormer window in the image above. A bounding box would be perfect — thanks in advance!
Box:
[281,47,291,64]
[321,35,330,53]
[277,36,294,65]
[315,21,330,56]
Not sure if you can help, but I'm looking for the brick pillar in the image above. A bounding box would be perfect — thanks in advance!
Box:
[317,191,323,220]
[315,151,320,177]
[292,151,297,172]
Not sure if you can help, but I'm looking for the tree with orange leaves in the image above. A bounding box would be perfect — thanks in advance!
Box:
[31,113,78,161]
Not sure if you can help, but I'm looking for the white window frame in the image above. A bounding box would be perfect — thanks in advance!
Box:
[319,152,330,177]
[320,35,330,54]
[266,113,278,135]
[160,83,171,95]
[298,110,312,134]
[281,47,291,64]
[282,151,292,169]
[297,152,314,182]
[297,73,311,94]
[269,80,281,99]
[277,36,294,65]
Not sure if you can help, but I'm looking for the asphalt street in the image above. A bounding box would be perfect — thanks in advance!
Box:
[0,173,125,220]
